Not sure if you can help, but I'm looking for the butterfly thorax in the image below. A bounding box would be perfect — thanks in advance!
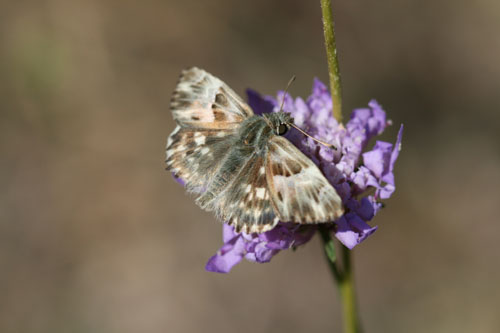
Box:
[237,112,294,154]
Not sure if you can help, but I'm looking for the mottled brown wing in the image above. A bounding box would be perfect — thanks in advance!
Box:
[166,67,253,191]
[265,136,344,223]
[170,67,253,130]
[166,126,234,191]
[201,153,279,234]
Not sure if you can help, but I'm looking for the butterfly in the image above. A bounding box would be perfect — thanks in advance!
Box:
[165,67,344,234]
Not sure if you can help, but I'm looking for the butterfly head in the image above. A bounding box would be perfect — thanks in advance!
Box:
[264,112,294,136]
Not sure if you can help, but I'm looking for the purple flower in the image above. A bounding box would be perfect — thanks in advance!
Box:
[206,223,316,273]
[206,78,403,273]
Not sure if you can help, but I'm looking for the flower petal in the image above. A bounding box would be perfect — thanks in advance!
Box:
[205,231,246,273]
[254,243,279,263]
[307,78,334,126]
[363,141,393,179]
[172,173,186,186]
[382,124,404,185]
[334,217,359,249]
[351,166,378,193]
[335,213,378,249]
[348,100,387,142]
[222,224,237,243]
[246,89,274,115]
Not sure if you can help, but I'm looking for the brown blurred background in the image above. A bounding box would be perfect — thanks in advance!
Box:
[1,0,499,332]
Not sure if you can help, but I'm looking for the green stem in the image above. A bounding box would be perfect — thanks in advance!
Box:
[320,0,343,123]
[319,1,359,331]
[319,228,361,333]
[319,226,342,283]
[338,245,361,333]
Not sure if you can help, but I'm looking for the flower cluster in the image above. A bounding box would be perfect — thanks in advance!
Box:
[206,223,316,273]
[206,78,403,273]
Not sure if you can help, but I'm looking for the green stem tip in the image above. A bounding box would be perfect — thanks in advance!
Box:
[320,0,343,123]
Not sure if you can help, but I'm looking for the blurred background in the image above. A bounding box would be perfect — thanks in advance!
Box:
[1,0,499,332]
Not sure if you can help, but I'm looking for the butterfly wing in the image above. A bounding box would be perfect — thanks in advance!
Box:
[199,152,279,234]
[265,136,344,223]
[170,67,253,130]
[166,68,253,190]
[166,126,234,190]
[196,134,343,233]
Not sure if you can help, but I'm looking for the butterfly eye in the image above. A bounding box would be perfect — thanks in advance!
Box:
[277,123,288,136]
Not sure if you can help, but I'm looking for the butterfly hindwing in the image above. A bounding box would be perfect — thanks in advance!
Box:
[266,136,344,223]
[213,153,278,234]
[166,126,234,191]
[227,154,279,233]
[170,67,253,130]
[191,117,279,233]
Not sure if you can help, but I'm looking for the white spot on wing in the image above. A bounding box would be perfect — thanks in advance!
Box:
[167,126,181,146]
[256,188,266,199]
[200,147,210,155]
[194,135,206,145]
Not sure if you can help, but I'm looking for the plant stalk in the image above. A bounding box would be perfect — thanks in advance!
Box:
[338,245,361,333]
[320,0,343,123]
[319,227,361,333]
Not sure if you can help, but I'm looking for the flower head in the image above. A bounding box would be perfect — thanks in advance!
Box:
[206,78,403,273]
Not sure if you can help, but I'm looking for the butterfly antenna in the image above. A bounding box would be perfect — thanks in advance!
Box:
[279,75,296,112]
[279,75,337,150]
[289,123,337,150]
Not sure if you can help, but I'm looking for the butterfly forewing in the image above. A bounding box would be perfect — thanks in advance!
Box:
[167,67,255,191]
[170,67,253,130]
[266,136,344,223]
